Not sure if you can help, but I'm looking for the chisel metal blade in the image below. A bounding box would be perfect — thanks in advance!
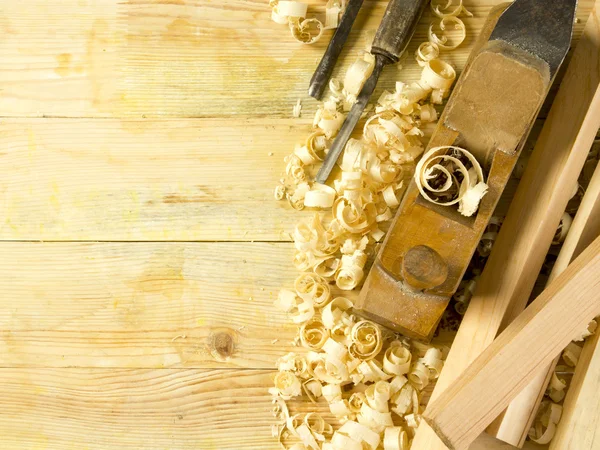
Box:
[315,56,385,184]
[489,0,577,78]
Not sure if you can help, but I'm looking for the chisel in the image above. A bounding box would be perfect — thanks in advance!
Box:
[315,0,428,184]
[309,0,365,100]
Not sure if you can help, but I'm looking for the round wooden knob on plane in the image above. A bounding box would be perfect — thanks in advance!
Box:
[401,245,448,291]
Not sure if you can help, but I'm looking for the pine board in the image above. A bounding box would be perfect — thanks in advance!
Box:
[0,0,596,449]
[0,0,592,118]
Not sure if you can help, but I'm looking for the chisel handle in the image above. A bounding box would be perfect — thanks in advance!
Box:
[372,0,428,63]
[309,0,365,100]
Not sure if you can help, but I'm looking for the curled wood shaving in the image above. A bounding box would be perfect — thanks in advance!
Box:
[562,342,582,367]
[344,54,376,97]
[548,371,567,403]
[290,18,324,45]
[300,319,330,350]
[428,16,467,51]
[415,42,440,67]
[337,420,380,449]
[415,145,488,217]
[383,426,409,450]
[529,401,562,445]
[325,0,342,30]
[573,319,597,342]
[305,184,337,208]
[477,216,503,257]
[430,0,473,18]
[349,320,383,360]
[552,212,572,245]
[270,371,303,400]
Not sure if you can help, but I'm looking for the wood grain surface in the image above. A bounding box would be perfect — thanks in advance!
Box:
[0,367,330,450]
[0,118,308,241]
[0,0,596,448]
[0,0,592,118]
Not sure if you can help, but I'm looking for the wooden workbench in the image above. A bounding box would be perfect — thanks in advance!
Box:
[0,1,594,448]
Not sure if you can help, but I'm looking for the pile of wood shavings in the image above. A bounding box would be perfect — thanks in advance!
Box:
[270,3,480,449]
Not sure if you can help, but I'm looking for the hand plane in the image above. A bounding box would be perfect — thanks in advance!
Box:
[354,0,577,341]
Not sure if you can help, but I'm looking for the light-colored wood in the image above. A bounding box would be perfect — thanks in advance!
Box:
[498,142,600,447]
[0,0,593,448]
[0,118,312,242]
[0,241,345,369]
[0,0,593,118]
[410,4,600,446]
[0,117,562,243]
[494,147,600,446]
[423,235,600,450]
[490,6,600,445]
[469,433,543,450]
[549,325,600,448]
[0,367,330,450]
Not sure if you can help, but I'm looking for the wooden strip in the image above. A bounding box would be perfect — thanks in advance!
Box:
[549,327,600,448]
[0,118,312,241]
[469,433,544,450]
[0,117,549,242]
[0,241,354,369]
[423,235,600,450]
[490,6,600,445]
[0,367,329,450]
[501,152,600,448]
[0,0,592,118]
[410,6,600,447]
[493,147,600,446]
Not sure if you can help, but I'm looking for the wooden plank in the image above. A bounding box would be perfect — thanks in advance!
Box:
[410,5,600,445]
[423,235,600,450]
[0,118,310,241]
[550,329,600,449]
[0,0,593,118]
[0,241,348,369]
[0,117,548,242]
[0,367,329,449]
[489,5,600,444]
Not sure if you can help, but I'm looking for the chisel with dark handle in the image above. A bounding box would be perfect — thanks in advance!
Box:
[315,0,428,183]
[309,0,365,100]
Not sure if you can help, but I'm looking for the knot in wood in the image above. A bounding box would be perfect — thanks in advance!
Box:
[210,330,235,360]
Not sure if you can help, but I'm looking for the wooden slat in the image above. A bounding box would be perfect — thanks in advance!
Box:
[0,118,310,241]
[424,235,600,449]
[0,241,349,369]
[0,117,548,242]
[0,0,593,118]
[0,367,328,449]
[549,330,600,449]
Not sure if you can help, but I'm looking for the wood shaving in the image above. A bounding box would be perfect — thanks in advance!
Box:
[293,99,303,118]
[529,400,562,445]
[268,12,473,448]
[562,342,582,367]
[573,319,597,342]
[430,0,473,18]
[415,145,488,217]
[325,0,342,30]
[290,18,324,45]
[428,16,467,51]
[552,212,573,245]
